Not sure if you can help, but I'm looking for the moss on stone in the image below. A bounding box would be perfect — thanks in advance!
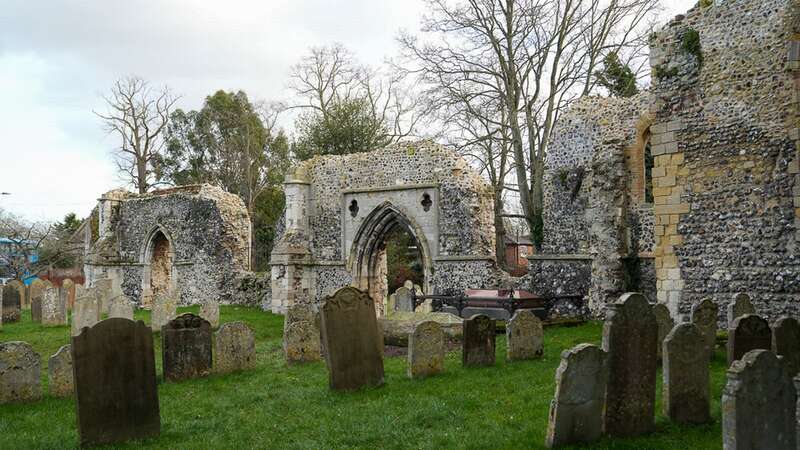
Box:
[681,28,702,66]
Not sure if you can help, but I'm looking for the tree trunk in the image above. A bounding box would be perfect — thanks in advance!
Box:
[493,191,507,269]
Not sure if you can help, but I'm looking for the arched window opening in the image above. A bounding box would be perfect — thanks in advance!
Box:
[644,139,654,204]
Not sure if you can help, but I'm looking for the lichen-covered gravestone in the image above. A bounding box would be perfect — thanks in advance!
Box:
[71,294,101,337]
[772,316,800,377]
[151,294,177,331]
[545,344,607,448]
[72,318,160,447]
[0,341,42,404]
[200,300,219,328]
[407,321,444,379]
[691,298,718,360]
[108,295,134,320]
[662,322,709,424]
[162,313,212,381]
[283,303,321,365]
[42,287,67,326]
[722,350,796,450]
[506,309,543,361]
[320,287,384,390]
[653,303,674,361]
[726,293,755,329]
[48,345,73,397]
[214,321,256,374]
[603,293,657,437]
[462,314,496,367]
[727,314,771,366]
[2,283,21,323]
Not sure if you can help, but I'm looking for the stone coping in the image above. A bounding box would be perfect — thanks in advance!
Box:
[433,255,496,262]
[342,183,439,195]
[527,254,593,261]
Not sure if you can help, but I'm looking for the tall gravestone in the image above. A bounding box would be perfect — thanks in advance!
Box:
[72,318,160,446]
[0,341,42,404]
[727,293,755,329]
[663,322,709,424]
[408,321,445,379]
[545,344,608,448]
[727,314,771,366]
[462,314,496,367]
[162,313,212,381]
[29,279,45,311]
[61,278,76,310]
[691,298,718,360]
[603,293,657,437]
[1,283,21,323]
[653,303,674,361]
[772,316,800,376]
[42,286,67,326]
[71,294,101,336]
[283,303,322,365]
[108,295,134,320]
[722,350,796,450]
[214,321,256,374]
[151,294,177,331]
[320,286,384,390]
[30,282,44,323]
[7,280,25,310]
[200,300,220,328]
[506,309,543,361]
[48,345,73,397]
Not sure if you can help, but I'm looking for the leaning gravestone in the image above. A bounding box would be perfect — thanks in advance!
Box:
[722,349,796,450]
[151,294,177,331]
[214,321,256,374]
[320,286,384,390]
[42,286,67,326]
[200,300,220,328]
[507,309,543,361]
[408,321,444,379]
[663,322,709,424]
[72,318,160,446]
[772,316,800,377]
[462,314,496,367]
[0,341,42,404]
[162,313,212,381]
[727,293,755,329]
[283,303,322,365]
[545,344,608,448]
[48,345,73,397]
[691,298,718,360]
[603,292,657,437]
[394,286,414,313]
[71,294,101,337]
[653,303,674,361]
[108,295,134,320]
[727,314,771,366]
[1,283,21,323]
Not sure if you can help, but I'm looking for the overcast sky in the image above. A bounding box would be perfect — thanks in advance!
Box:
[0,0,695,223]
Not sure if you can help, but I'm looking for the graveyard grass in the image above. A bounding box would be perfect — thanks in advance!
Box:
[0,307,727,449]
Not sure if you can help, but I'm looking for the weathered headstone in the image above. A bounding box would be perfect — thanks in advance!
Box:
[603,292,657,437]
[507,309,543,361]
[394,286,414,313]
[691,298,718,360]
[319,286,384,390]
[1,283,21,323]
[283,303,322,365]
[29,278,45,310]
[722,349,796,450]
[727,314,771,366]
[108,295,134,320]
[151,293,177,331]
[61,278,76,310]
[772,316,800,377]
[162,313,212,381]
[200,299,219,328]
[93,278,114,315]
[727,293,755,329]
[0,341,41,404]
[7,279,25,309]
[214,321,256,374]
[407,321,444,379]
[663,322,709,424]
[42,286,67,326]
[71,294,101,337]
[462,314,496,367]
[48,345,73,397]
[545,344,607,448]
[653,303,674,361]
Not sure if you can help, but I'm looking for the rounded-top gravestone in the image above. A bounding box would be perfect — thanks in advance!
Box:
[690,298,718,360]
[727,314,771,366]
[408,320,444,379]
[162,313,212,382]
[214,321,256,374]
[0,341,42,404]
[506,309,543,361]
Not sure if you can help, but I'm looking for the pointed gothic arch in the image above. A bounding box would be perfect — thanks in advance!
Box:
[139,225,177,306]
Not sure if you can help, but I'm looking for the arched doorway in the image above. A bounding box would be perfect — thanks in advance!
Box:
[141,227,175,306]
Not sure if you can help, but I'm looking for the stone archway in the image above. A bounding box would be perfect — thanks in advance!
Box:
[140,227,176,306]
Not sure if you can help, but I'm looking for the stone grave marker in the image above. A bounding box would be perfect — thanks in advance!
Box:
[71,294,101,337]
[214,321,256,374]
[29,279,45,310]
[2,283,21,323]
[462,314,496,367]
[653,303,674,361]
[200,299,220,328]
[61,278,76,310]
[407,321,444,379]
[283,303,322,365]
[320,286,384,390]
[603,292,657,437]
[31,288,43,322]
[691,298,718,360]
[0,341,42,404]
[108,295,134,320]
[722,349,796,450]
[48,345,73,397]
[394,286,414,313]
[772,316,800,376]
[506,309,543,361]
[93,278,114,315]
[7,279,25,310]
[151,293,177,331]
[663,322,709,424]
[727,314,771,366]
[42,286,67,326]
[727,293,755,329]
[72,318,160,446]
[162,313,212,381]
[545,344,607,448]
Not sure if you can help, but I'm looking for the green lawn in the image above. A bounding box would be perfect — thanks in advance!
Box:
[0,306,727,449]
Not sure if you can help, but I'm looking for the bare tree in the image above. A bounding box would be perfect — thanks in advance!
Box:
[96,76,179,194]
[0,209,77,279]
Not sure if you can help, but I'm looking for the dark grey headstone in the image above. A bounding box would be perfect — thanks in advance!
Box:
[691,298,718,361]
[462,314,496,367]
[602,292,657,437]
[31,290,42,323]
[663,322,710,424]
[772,316,800,377]
[72,318,160,447]
[727,314,771,366]
[162,313,212,382]
[394,286,414,312]
[727,293,755,328]
[2,284,21,323]
[653,303,674,361]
